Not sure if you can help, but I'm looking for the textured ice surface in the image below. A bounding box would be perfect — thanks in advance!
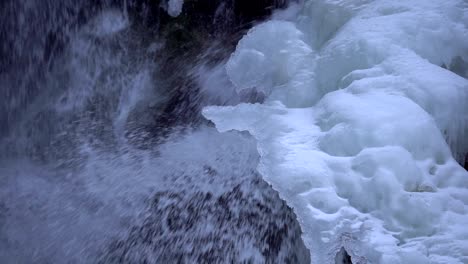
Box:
[204,0,468,263]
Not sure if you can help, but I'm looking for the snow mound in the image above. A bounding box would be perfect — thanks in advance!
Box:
[203,0,468,263]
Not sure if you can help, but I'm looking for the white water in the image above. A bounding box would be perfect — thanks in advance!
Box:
[165,0,185,17]
[204,0,468,263]
[0,3,310,262]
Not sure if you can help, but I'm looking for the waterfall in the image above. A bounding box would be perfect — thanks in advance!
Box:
[0,0,310,263]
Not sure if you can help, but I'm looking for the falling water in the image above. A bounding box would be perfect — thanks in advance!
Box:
[0,0,310,263]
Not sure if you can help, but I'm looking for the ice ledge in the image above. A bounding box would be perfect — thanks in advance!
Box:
[203,0,468,263]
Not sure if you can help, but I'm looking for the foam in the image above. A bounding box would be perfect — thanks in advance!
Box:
[166,0,184,17]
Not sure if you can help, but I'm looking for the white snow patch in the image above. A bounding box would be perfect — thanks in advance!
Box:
[203,0,468,263]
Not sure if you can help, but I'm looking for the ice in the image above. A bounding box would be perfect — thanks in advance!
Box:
[226,21,319,107]
[203,0,468,263]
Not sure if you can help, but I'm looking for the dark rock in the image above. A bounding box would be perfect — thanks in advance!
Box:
[99,173,310,263]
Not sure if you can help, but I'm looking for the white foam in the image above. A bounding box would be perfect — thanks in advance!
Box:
[88,9,129,36]
[166,0,184,17]
[203,0,468,263]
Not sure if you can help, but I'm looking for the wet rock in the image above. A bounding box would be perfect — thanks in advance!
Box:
[99,173,310,263]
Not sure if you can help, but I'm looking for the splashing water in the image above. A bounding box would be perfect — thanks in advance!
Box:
[0,0,310,263]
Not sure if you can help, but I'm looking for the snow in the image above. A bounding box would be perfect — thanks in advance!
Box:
[203,0,468,263]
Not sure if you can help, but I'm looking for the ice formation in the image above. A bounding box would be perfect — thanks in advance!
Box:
[203,0,468,263]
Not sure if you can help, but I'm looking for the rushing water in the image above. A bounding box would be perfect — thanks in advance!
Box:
[0,0,310,263]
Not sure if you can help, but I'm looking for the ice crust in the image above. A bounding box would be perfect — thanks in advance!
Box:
[203,0,468,263]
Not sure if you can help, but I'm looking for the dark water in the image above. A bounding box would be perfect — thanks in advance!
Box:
[0,0,310,263]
